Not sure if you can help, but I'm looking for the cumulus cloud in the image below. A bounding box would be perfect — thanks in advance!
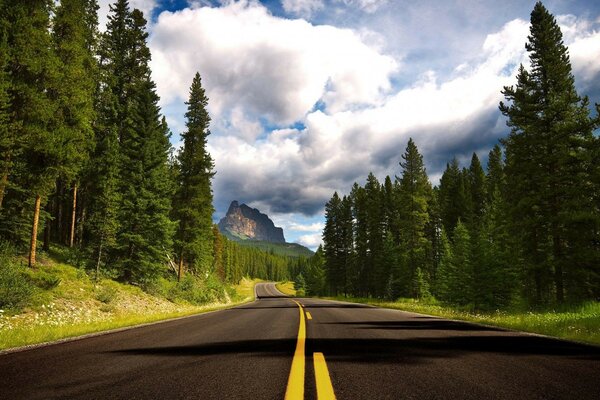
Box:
[147,1,600,222]
[297,233,323,249]
[149,0,397,126]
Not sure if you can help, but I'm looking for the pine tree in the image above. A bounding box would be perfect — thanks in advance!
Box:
[500,1,598,303]
[0,2,14,210]
[174,72,215,277]
[323,192,342,295]
[449,220,473,306]
[486,144,504,203]
[467,153,486,227]
[434,229,453,302]
[305,245,326,296]
[94,2,175,283]
[438,158,467,234]
[350,183,367,296]
[364,173,385,297]
[51,0,97,248]
[2,1,59,265]
[396,138,432,297]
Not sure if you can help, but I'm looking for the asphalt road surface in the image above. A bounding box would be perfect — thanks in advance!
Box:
[0,282,598,399]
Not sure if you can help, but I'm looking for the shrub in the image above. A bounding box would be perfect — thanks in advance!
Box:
[0,242,34,310]
[96,284,118,304]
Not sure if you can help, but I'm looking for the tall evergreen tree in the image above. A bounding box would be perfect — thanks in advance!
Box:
[364,173,385,296]
[350,183,367,295]
[500,1,598,303]
[467,153,486,227]
[396,139,432,297]
[174,72,215,278]
[323,192,342,295]
[438,158,467,234]
[0,2,14,210]
[486,144,504,203]
[51,0,97,248]
[2,1,59,265]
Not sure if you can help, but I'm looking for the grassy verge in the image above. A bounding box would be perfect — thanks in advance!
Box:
[324,296,600,346]
[0,251,260,351]
[276,281,296,296]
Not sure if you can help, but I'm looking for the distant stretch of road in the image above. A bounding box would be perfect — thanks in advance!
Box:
[0,282,598,399]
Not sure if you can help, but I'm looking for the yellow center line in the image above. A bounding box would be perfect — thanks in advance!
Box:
[285,300,306,400]
[314,352,337,400]
[306,311,312,320]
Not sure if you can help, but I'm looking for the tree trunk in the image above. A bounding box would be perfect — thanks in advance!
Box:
[178,251,184,282]
[28,194,42,267]
[69,183,77,247]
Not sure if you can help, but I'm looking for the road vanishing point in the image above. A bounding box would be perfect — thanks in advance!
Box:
[0,282,598,399]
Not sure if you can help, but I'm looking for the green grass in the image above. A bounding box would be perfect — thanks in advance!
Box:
[325,296,600,345]
[276,281,296,296]
[0,251,260,351]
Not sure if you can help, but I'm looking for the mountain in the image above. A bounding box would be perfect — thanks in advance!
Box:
[217,201,313,258]
[218,201,285,243]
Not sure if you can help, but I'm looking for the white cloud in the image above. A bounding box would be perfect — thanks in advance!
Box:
[297,233,323,249]
[145,1,600,220]
[288,222,325,232]
[281,0,324,17]
[149,0,397,125]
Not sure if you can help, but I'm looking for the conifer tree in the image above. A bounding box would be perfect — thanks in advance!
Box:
[396,139,432,297]
[51,0,97,248]
[500,1,598,302]
[174,72,215,278]
[364,173,385,296]
[323,192,342,295]
[350,183,367,295]
[438,158,467,234]
[467,153,486,227]
[449,220,473,306]
[2,1,59,265]
[486,145,504,203]
[0,3,13,210]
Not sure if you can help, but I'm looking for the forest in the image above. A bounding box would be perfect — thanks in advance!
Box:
[0,0,298,309]
[313,3,600,310]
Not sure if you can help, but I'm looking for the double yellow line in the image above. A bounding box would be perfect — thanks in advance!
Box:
[285,300,336,400]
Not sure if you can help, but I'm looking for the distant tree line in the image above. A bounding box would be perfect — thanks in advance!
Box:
[0,0,299,289]
[317,3,599,309]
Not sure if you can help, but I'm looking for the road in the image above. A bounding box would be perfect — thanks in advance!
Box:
[0,282,598,399]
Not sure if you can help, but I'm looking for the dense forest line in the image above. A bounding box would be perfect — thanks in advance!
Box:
[0,0,298,299]
[313,3,600,309]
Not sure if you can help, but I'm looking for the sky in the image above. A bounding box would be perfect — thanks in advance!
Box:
[99,0,600,250]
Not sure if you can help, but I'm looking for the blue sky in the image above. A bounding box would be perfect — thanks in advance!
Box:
[99,0,600,249]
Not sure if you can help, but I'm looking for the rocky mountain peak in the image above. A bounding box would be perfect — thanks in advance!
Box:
[218,201,285,243]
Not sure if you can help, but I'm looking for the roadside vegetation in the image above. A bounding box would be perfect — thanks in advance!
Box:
[0,244,260,351]
[323,296,600,345]
[275,281,296,296]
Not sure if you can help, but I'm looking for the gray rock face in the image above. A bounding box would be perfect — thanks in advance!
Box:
[218,201,286,243]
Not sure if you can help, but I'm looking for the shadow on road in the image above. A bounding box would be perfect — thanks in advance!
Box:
[325,320,504,332]
[110,332,600,364]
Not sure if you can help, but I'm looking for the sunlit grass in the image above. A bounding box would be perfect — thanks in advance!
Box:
[0,257,260,351]
[276,281,296,296]
[326,297,600,345]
